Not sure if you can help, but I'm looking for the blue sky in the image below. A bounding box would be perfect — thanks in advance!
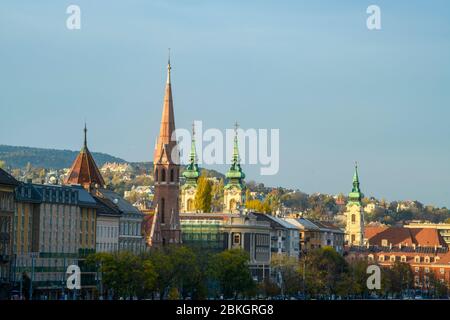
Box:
[1,1,450,207]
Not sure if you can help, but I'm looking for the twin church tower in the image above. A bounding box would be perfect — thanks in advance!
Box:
[152,58,246,245]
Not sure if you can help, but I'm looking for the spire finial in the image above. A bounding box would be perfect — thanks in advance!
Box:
[166,48,171,84]
[84,122,88,149]
[192,121,195,138]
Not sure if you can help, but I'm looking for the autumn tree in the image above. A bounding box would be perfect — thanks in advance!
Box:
[195,174,212,213]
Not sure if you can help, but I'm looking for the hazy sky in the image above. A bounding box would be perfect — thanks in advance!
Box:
[1,1,450,207]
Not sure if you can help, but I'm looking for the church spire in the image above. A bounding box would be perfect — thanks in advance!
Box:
[226,122,245,184]
[182,122,200,184]
[154,50,176,163]
[348,162,363,203]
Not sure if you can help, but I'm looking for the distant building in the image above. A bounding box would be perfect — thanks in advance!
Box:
[405,222,450,247]
[180,212,271,281]
[100,162,131,174]
[64,125,146,254]
[253,213,299,258]
[285,217,344,254]
[0,168,19,297]
[13,182,98,299]
[93,195,121,253]
[346,226,450,290]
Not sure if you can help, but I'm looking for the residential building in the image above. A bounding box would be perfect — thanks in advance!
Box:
[346,226,450,290]
[0,168,19,297]
[180,212,271,281]
[253,213,300,258]
[13,182,98,299]
[93,196,121,253]
[405,222,450,247]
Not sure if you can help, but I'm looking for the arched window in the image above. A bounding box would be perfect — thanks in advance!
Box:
[161,169,166,182]
[155,169,159,182]
[351,214,356,224]
[170,169,174,182]
[187,199,194,212]
[160,198,165,223]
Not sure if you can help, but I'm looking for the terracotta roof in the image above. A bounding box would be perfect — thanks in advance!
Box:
[365,226,446,248]
[64,126,105,190]
[153,62,178,165]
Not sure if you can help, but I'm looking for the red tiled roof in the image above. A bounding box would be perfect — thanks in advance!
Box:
[365,226,446,248]
[64,147,105,189]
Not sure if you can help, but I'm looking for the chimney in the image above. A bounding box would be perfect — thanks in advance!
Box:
[413,243,416,250]
[389,243,392,250]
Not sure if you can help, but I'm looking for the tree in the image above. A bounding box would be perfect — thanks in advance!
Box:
[246,199,271,213]
[299,247,348,298]
[208,249,256,299]
[0,160,5,169]
[195,175,212,213]
[147,249,175,299]
[211,178,224,212]
[271,255,301,296]
[167,246,202,298]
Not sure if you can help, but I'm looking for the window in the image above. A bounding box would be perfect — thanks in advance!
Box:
[424,256,430,263]
[440,268,445,275]
[351,214,356,224]
[233,233,241,245]
[415,256,420,263]
[415,267,419,273]
[425,267,430,273]
[390,255,396,262]
[161,169,166,182]
[381,239,388,247]
[368,254,374,262]
[401,256,407,262]
[379,255,385,262]
[170,169,174,182]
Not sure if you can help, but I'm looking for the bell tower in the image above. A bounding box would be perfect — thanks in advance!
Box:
[153,54,181,244]
[345,163,365,246]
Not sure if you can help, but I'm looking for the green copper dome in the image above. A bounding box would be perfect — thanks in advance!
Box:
[348,163,363,203]
[182,125,200,184]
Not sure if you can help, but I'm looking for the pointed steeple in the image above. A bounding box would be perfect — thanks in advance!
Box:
[154,50,176,164]
[348,162,363,203]
[64,125,105,190]
[182,122,200,184]
[225,122,245,186]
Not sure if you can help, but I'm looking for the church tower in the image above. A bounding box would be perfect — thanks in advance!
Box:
[345,163,365,246]
[64,124,106,191]
[153,56,181,244]
[224,123,246,213]
[180,123,200,213]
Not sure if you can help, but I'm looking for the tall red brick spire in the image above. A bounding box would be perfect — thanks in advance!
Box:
[64,124,105,190]
[152,53,181,245]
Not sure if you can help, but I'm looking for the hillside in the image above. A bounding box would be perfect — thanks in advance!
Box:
[0,145,126,169]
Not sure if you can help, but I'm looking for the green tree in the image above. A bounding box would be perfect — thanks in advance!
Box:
[0,160,5,169]
[195,175,212,213]
[208,249,256,299]
[271,255,301,296]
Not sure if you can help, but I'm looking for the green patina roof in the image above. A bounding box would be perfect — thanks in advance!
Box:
[182,125,200,184]
[225,124,245,189]
[348,163,363,203]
